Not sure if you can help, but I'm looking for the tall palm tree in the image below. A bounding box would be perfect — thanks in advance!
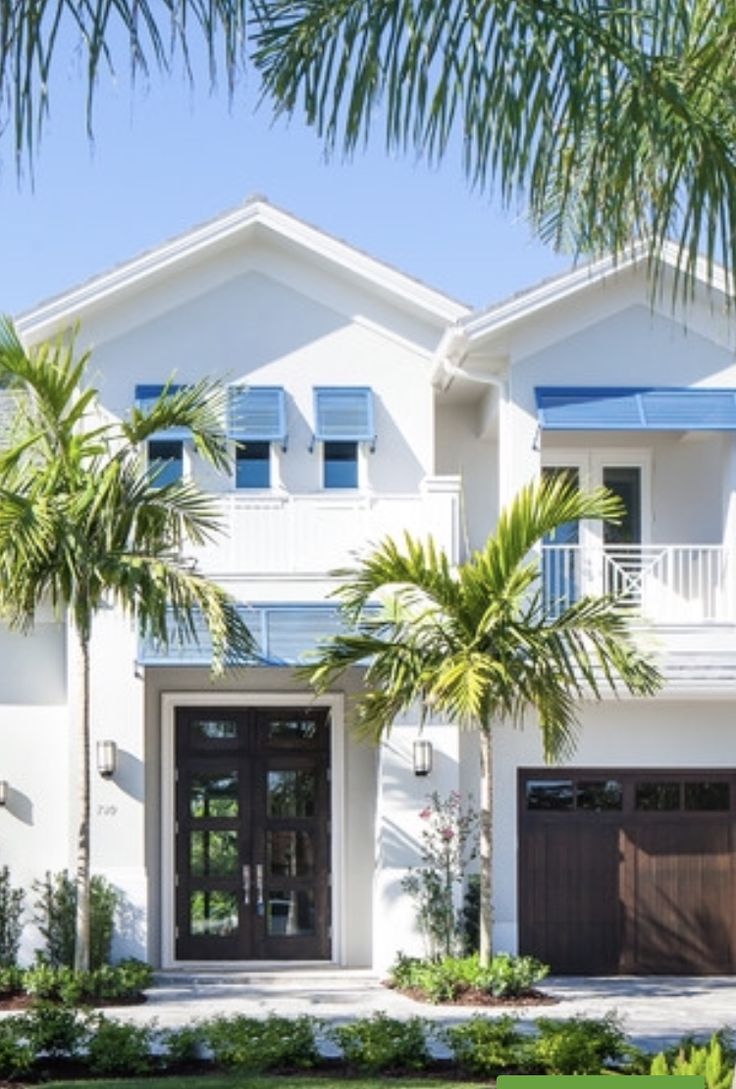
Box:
[0,317,255,971]
[253,0,736,296]
[304,476,662,965]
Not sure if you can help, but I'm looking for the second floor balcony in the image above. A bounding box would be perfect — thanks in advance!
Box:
[542,544,735,626]
[191,476,462,577]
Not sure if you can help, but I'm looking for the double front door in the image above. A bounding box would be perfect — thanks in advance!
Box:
[175,706,331,961]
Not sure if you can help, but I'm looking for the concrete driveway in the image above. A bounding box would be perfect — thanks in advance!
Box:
[105,969,736,1051]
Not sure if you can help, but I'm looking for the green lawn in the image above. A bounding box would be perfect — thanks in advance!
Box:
[42,1078,491,1089]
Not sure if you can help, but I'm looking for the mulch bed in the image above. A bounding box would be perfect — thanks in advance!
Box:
[391,985,557,1007]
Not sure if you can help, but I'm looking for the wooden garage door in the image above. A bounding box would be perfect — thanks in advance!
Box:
[518,770,736,974]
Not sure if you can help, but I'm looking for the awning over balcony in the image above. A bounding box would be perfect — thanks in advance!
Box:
[535,387,736,430]
[137,603,348,667]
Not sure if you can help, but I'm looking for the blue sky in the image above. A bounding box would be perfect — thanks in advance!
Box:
[1,47,571,317]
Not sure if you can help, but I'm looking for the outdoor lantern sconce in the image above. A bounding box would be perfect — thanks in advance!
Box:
[96,740,117,780]
[413,739,433,777]
[0,781,8,806]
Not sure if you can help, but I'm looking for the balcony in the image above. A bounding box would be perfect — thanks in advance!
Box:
[191,477,462,577]
[541,544,735,625]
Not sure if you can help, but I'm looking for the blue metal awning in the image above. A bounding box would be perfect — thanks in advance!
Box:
[535,387,736,430]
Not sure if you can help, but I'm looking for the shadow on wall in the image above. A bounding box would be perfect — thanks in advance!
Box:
[114,890,146,962]
[4,785,33,825]
[114,750,144,803]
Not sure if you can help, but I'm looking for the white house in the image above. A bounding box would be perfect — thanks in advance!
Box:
[7,198,736,975]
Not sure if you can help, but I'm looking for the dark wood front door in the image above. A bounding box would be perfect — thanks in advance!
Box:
[175,706,331,961]
[519,769,736,974]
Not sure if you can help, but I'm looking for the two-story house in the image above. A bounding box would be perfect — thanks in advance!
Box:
[7,199,736,975]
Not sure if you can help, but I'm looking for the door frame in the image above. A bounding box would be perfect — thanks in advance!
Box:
[160,691,346,969]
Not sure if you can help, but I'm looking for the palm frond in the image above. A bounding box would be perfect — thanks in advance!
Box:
[1,3,247,170]
[253,0,736,298]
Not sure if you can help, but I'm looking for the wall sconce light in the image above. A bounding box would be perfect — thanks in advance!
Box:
[96,741,117,779]
[413,739,433,777]
[0,781,8,806]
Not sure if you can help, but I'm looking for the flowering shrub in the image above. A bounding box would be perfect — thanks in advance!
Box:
[402,790,478,957]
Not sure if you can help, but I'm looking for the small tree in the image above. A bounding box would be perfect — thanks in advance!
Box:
[304,475,662,965]
[0,867,24,966]
[0,318,255,970]
[402,791,478,958]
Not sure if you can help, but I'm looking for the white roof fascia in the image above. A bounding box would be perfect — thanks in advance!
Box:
[17,200,470,343]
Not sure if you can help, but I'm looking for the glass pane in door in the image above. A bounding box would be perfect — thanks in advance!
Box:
[603,467,641,545]
[602,466,642,602]
[542,467,580,612]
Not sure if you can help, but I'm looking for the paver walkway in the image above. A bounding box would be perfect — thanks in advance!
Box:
[106,969,736,1050]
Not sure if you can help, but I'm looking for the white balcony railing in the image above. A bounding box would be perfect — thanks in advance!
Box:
[541,544,735,624]
[191,477,462,576]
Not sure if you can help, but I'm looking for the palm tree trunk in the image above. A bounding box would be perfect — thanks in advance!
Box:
[74,631,91,972]
[478,723,494,967]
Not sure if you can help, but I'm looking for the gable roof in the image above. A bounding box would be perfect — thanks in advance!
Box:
[432,242,733,384]
[17,197,470,343]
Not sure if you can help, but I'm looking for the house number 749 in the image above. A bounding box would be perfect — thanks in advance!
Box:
[97,804,118,817]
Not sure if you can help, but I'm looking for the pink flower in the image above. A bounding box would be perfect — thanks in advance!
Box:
[440,827,454,840]
[419,807,431,820]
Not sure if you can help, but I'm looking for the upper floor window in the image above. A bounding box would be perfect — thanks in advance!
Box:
[236,441,271,489]
[324,441,358,489]
[148,439,183,487]
[228,386,286,490]
[135,384,191,489]
[312,387,375,489]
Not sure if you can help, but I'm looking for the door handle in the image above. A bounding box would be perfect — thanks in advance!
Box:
[256,863,265,916]
[242,864,251,906]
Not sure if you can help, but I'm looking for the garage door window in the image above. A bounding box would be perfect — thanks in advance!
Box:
[576,780,623,811]
[526,778,622,811]
[684,781,730,811]
[635,781,680,811]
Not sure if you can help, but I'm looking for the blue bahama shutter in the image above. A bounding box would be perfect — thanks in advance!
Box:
[312,387,376,448]
[227,386,287,448]
[535,387,736,430]
[134,383,191,440]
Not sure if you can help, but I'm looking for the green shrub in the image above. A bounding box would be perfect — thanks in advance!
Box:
[104,957,153,997]
[22,1001,88,1059]
[23,959,152,1005]
[443,1014,528,1074]
[531,1014,627,1074]
[33,871,75,968]
[32,872,119,970]
[201,1014,319,1072]
[85,1014,155,1075]
[161,1023,204,1067]
[89,878,118,970]
[0,966,24,996]
[0,1018,34,1080]
[330,1013,430,1073]
[387,952,548,1003]
[651,1034,733,1089]
[0,868,24,968]
[461,874,480,955]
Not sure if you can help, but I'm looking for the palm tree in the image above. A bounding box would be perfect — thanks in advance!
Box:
[253,0,736,296]
[304,475,662,965]
[0,317,255,971]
